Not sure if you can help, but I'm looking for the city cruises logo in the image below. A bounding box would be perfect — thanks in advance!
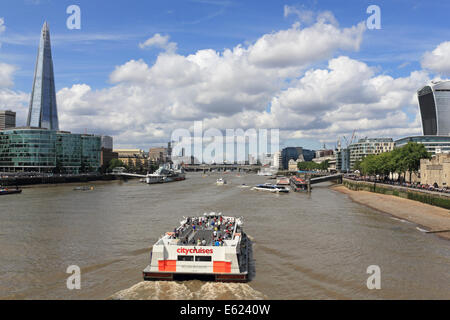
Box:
[177,247,214,255]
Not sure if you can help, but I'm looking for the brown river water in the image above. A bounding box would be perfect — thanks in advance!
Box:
[0,173,449,300]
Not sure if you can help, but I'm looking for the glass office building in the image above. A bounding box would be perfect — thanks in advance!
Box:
[417,81,450,136]
[0,128,56,172]
[81,135,102,170]
[56,131,82,172]
[395,136,450,156]
[0,128,101,173]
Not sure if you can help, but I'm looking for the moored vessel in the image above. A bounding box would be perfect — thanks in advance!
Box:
[290,176,309,192]
[146,166,186,184]
[0,187,22,195]
[276,177,290,186]
[143,213,249,282]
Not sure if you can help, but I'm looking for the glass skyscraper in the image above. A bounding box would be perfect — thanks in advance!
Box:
[0,22,103,173]
[27,22,59,130]
[418,81,450,136]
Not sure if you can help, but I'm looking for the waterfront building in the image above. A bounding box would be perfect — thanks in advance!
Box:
[272,151,281,169]
[312,149,335,164]
[302,149,316,162]
[0,128,101,173]
[27,22,59,130]
[81,135,102,170]
[280,147,301,169]
[288,159,302,172]
[114,149,146,167]
[56,131,82,173]
[0,110,16,130]
[417,81,450,136]
[395,136,450,156]
[335,148,350,172]
[149,147,168,164]
[100,136,118,168]
[348,138,394,170]
[420,153,450,187]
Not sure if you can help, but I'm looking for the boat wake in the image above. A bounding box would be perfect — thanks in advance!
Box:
[109,281,266,300]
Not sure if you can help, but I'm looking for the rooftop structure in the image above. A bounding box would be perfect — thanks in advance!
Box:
[0,110,16,130]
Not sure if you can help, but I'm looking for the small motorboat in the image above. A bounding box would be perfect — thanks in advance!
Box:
[216,178,227,185]
[73,186,94,191]
[0,187,22,195]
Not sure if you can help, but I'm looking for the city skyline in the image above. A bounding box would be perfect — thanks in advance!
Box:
[0,1,450,151]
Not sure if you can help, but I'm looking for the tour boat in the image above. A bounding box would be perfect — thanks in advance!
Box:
[251,183,289,193]
[143,212,249,282]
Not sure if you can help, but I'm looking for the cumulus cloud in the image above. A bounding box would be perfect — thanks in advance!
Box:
[139,33,177,53]
[248,18,365,68]
[421,41,450,75]
[39,13,427,148]
[0,63,17,87]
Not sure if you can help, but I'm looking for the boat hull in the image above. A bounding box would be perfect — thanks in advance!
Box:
[0,189,22,195]
[143,271,248,283]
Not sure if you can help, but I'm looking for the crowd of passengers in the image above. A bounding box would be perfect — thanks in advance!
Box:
[171,215,237,246]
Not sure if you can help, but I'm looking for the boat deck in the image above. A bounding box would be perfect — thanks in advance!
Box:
[167,215,241,247]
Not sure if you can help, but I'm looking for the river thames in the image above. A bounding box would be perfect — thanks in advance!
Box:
[1,173,449,299]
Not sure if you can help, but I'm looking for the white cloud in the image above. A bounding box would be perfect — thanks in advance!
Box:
[0,12,424,148]
[139,33,177,53]
[0,18,5,34]
[247,19,365,68]
[0,63,17,87]
[421,41,450,75]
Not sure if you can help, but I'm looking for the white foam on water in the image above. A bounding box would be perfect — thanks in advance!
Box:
[196,282,267,300]
[416,227,429,233]
[110,281,194,300]
[110,281,266,300]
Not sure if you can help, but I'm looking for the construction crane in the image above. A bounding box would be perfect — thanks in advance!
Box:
[342,130,357,148]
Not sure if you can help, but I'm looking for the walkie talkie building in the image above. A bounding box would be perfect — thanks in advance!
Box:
[417,81,450,136]
[27,22,59,130]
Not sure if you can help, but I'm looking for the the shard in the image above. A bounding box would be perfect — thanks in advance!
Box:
[27,22,59,130]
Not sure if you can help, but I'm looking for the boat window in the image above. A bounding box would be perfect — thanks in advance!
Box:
[195,256,212,262]
[178,255,194,261]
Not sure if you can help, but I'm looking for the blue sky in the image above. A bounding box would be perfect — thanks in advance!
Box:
[0,0,449,150]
